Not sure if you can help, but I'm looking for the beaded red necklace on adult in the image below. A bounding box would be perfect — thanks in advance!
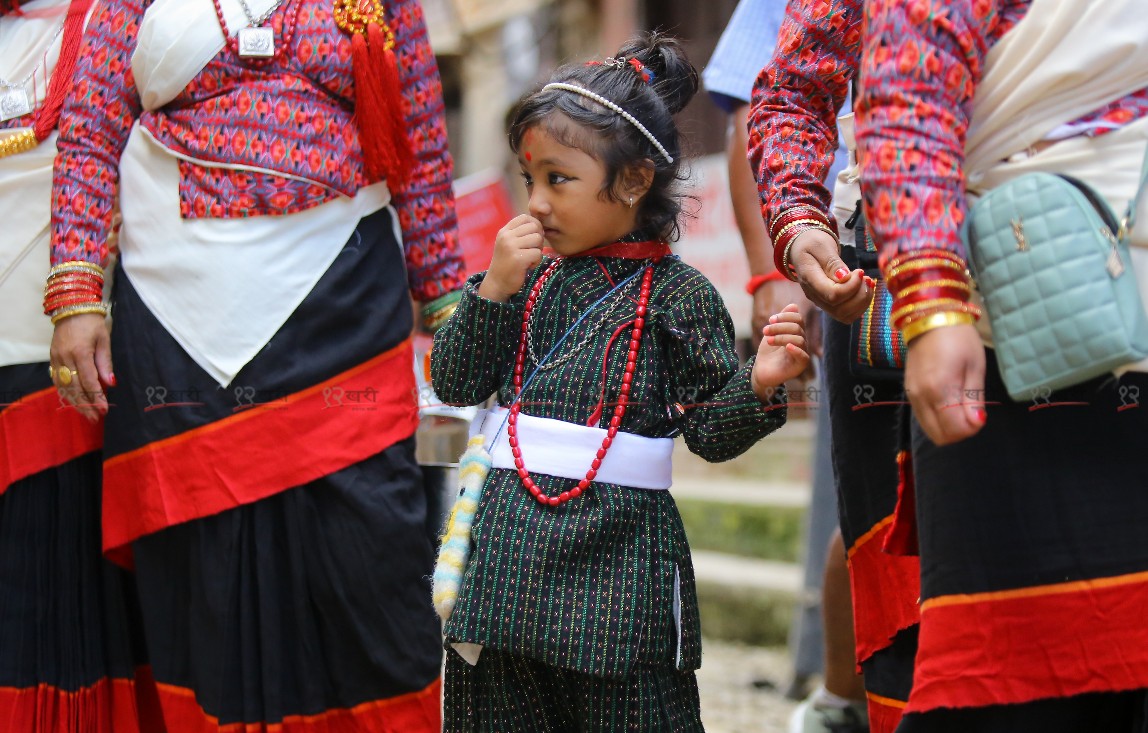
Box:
[508,240,669,507]
[210,0,302,67]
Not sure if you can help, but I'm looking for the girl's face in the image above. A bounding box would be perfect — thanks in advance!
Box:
[517,123,642,256]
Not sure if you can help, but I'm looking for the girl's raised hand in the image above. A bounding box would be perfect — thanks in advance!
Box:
[477,214,546,302]
[751,303,810,402]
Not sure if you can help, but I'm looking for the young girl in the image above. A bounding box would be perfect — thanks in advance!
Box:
[431,32,808,731]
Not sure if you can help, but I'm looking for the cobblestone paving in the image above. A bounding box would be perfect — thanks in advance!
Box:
[697,640,800,733]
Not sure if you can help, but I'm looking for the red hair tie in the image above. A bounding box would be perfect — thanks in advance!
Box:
[628,58,654,85]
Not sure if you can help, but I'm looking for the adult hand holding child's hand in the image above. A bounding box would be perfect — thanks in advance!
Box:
[478,214,546,302]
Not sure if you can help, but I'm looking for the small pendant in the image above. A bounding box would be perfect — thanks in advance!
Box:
[238,27,275,58]
[0,88,31,122]
[1107,245,1126,279]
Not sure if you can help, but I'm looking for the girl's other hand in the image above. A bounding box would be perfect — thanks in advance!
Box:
[477,214,546,302]
[751,303,810,402]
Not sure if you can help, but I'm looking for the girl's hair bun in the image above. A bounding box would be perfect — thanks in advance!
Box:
[615,31,699,116]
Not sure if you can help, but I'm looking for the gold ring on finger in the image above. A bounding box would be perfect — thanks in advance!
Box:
[49,364,55,380]
[57,366,74,386]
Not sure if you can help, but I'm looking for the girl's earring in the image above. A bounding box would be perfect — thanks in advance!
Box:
[628,196,634,209]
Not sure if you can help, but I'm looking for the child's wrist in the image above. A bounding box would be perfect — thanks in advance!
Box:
[750,369,783,404]
[477,276,515,303]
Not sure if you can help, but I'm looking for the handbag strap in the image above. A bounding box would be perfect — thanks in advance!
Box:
[1121,142,1148,238]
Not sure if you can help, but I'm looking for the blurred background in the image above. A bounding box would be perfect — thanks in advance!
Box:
[420,2,816,730]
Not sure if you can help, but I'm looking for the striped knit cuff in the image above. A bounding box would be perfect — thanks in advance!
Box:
[452,275,521,352]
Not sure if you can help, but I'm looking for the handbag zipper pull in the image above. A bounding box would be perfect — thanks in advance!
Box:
[1101,225,1126,278]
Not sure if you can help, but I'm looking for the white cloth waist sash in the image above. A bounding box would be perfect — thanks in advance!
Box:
[471,407,674,491]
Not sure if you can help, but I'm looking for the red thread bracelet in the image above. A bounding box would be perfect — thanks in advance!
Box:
[745,271,789,295]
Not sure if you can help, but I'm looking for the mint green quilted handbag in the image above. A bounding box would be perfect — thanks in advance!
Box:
[963,147,1148,401]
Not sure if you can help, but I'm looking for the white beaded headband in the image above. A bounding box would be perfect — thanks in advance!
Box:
[541,82,674,164]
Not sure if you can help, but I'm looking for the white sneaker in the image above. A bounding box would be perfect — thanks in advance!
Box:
[787,692,869,733]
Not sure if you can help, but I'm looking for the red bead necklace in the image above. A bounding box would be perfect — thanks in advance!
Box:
[210,0,302,67]
[508,257,655,507]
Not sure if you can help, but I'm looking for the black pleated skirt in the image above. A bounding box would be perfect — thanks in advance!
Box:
[0,363,160,733]
[104,208,444,731]
[898,349,1148,731]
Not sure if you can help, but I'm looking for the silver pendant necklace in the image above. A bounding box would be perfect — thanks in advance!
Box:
[0,19,66,122]
[0,87,31,123]
[237,0,287,58]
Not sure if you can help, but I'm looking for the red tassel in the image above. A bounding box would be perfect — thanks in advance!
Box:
[351,22,413,188]
[882,449,919,556]
[33,0,91,141]
[372,28,414,185]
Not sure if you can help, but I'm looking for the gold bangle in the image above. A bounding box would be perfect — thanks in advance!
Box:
[897,303,980,331]
[895,278,971,299]
[780,239,799,280]
[901,311,976,344]
[49,260,105,276]
[790,221,838,242]
[772,218,825,243]
[49,303,109,325]
[885,257,969,283]
[891,297,967,325]
[770,205,828,237]
[45,269,104,282]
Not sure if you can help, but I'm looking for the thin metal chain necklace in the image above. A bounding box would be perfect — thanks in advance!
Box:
[525,260,645,371]
[0,18,66,122]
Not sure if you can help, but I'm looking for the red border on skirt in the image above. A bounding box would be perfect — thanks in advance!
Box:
[102,339,419,566]
[866,691,906,733]
[908,570,1148,713]
[0,387,102,495]
[154,676,442,733]
[846,514,921,665]
[0,668,164,733]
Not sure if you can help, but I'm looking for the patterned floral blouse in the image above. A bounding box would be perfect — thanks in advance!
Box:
[50,0,463,302]
[751,0,1148,287]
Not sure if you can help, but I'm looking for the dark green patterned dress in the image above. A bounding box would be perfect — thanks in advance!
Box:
[431,254,786,731]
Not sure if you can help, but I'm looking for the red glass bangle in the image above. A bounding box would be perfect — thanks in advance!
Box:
[43,295,103,315]
[887,266,971,295]
[891,285,971,311]
[44,282,104,298]
[769,205,833,242]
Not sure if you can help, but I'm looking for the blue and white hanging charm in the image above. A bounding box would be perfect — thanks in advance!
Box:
[432,434,492,622]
